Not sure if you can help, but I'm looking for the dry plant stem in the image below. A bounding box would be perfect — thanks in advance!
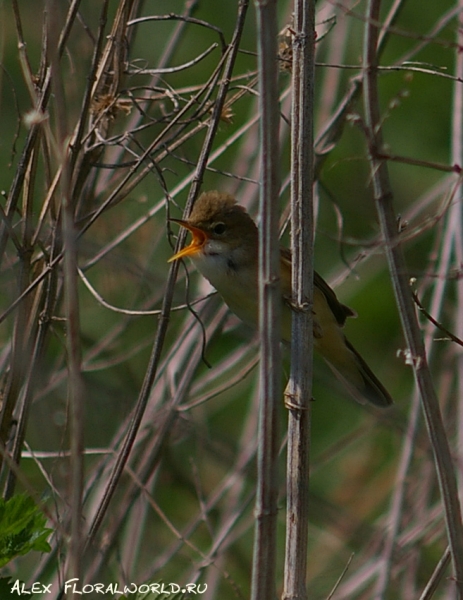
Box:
[451,0,463,488]
[283,0,315,599]
[375,210,454,596]
[417,2,463,595]
[85,307,228,580]
[198,407,260,597]
[0,71,261,326]
[3,268,58,497]
[68,0,110,178]
[62,155,85,593]
[150,388,259,585]
[251,1,281,599]
[419,547,451,600]
[80,57,224,228]
[314,0,421,175]
[86,313,222,580]
[374,392,421,598]
[363,0,463,596]
[378,219,456,596]
[0,0,89,470]
[152,393,258,576]
[96,0,199,187]
[0,154,39,481]
[0,12,243,312]
[0,0,81,264]
[376,0,408,53]
[85,0,250,548]
[46,1,86,590]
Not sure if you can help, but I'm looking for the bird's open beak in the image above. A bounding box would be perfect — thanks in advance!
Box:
[168,219,208,262]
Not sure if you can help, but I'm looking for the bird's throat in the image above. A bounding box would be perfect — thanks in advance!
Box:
[192,250,259,329]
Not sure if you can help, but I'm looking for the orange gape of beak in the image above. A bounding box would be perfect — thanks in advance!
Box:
[168,219,208,262]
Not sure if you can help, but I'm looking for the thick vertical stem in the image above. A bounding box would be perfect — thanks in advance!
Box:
[251,1,281,599]
[283,0,315,599]
[451,0,463,493]
[363,0,463,595]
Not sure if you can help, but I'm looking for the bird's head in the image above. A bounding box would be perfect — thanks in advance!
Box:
[168,191,258,262]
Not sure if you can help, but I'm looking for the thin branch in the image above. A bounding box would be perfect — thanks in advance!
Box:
[78,266,215,316]
[126,43,219,75]
[418,547,451,600]
[412,292,463,348]
[127,14,227,53]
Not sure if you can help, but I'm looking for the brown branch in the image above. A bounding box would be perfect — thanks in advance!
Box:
[251,1,281,599]
[413,291,463,348]
[363,0,463,596]
[283,1,315,599]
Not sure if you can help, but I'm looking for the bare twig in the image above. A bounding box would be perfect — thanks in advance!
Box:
[412,292,463,347]
[418,547,451,600]
[250,1,281,600]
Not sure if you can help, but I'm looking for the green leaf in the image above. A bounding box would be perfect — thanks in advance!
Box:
[0,494,52,568]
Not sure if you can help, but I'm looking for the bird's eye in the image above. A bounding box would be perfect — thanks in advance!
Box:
[213,222,226,235]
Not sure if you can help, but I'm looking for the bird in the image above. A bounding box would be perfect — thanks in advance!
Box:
[169,190,392,407]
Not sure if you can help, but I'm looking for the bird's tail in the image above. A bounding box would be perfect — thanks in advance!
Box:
[322,337,393,407]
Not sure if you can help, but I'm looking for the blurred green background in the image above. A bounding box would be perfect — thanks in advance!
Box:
[0,0,461,598]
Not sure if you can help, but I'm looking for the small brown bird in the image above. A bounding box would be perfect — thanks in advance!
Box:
[169,190,392,407]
